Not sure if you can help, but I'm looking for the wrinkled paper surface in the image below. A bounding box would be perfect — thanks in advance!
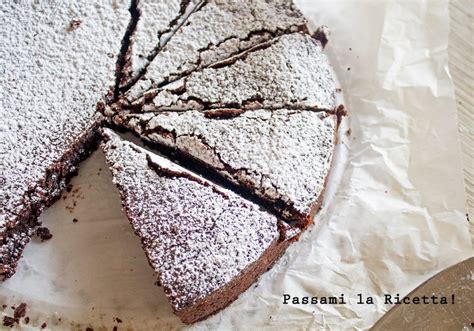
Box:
[1,0,472,329]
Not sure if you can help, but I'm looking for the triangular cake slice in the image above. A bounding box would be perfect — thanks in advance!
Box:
[101,129,299,324]
[113,33,336,115]
[119,0,203,89]
[111,109,337,227]
[0,1,130,280]
[120,0,306,102]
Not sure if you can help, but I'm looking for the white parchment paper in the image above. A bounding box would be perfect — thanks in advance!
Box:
[1,0,472,329]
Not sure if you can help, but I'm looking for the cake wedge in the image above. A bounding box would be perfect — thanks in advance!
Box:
[109,32,337,116]
[101,129,300,323]
[110,109,337,227]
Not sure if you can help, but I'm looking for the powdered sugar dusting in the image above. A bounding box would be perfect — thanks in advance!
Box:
[130,0,182,74]
[127,0,201,79]
[102,129,280,311]
[0,1,129,247]
[140,33,336,111]
[118,109,336,218]
[125,0,305,101]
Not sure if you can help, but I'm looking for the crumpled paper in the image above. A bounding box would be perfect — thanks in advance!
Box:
[1,0,472,329]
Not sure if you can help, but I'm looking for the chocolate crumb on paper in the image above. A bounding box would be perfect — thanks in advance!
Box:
[13,303,26,318]
[3,316,17,327]
[36,227,53,241]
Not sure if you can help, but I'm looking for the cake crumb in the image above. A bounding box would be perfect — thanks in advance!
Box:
[2,304,7,309]
[312,25,329,48]
[346,128,352,137]
[41,322,47,329]
[36,227,53,241]
[73,218,79,223]
[113,317,122,323]
[13,303,26,318]
[24,316,30,324]
[336,104,348,118]
[86,327,94,331]
[3,316,17,327]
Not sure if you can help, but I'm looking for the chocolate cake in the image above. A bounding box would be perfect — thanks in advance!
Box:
[0,1,130,280]
[119,0,306,103]
[101,129,300,323]
[105,22,340,227]
[2,0,342,324]
[110,109,337,226]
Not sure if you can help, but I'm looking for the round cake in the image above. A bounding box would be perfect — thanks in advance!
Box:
[1,0,342,324]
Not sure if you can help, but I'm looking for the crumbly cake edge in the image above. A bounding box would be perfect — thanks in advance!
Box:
[0,119,102,280]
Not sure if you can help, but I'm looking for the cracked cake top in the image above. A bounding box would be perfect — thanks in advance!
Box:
[113,109,337,222]
[101,128,282,311]
[0,1,129,231]
[126,33,337,113]
[123,0,306,102]
[122,0,202,86]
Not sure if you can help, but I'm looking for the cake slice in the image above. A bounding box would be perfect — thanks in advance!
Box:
[101,129,299,323]
[0,1,130,280]
[112,33,337,115]
[119,0,203,89]
[119,0,306,103]
[110,109,337,227]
